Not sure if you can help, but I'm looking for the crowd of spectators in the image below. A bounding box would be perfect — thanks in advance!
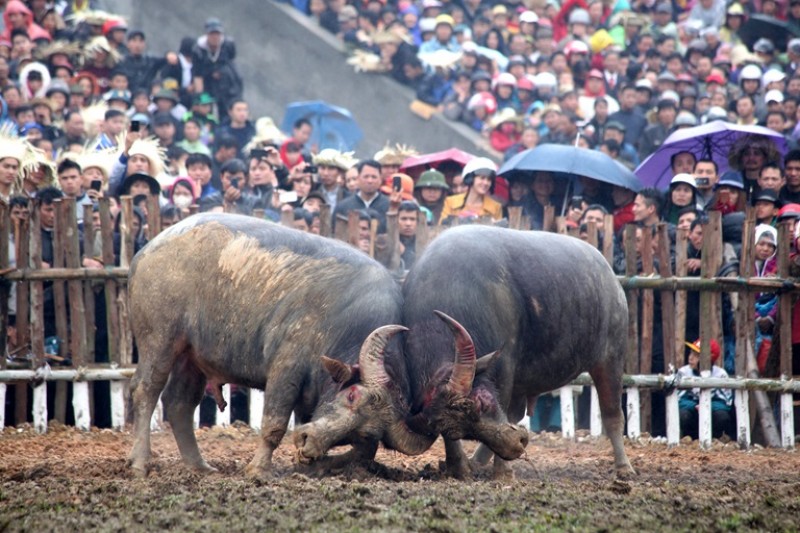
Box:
[300,0,800,163]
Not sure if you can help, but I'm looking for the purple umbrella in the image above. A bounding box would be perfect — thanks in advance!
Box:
[634,122,788,190]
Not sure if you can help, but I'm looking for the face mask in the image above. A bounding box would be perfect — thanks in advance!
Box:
[173,194,192,209]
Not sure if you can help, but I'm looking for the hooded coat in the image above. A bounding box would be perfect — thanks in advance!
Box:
[1,0,51,42]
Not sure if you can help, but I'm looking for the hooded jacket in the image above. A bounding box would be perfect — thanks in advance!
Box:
[1,0,51,42]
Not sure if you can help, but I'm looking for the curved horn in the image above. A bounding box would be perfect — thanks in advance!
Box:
[384,418,438,456]
[358,324,408,387]
[433,310,477,397]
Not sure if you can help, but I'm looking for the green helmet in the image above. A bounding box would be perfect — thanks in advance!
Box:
[416,169,450,190]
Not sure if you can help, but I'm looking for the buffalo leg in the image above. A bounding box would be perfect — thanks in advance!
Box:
[245,367,301,478]
[162,357,214,472]
[128,337,182,475]
[471,443,494,466]
[443,438,471,479]
[307,439,379,473]
[590,362,635,477]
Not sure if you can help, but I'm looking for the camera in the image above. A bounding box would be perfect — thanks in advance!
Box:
[695,177,710,186]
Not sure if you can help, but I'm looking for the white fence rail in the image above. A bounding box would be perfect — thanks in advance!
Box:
[0,369,797,449]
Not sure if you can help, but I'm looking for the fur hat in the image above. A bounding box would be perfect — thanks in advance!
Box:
[0,124,41,194]
[243,117,287,154]
[374,143,418,166]
[313,148,354,171]
[128,136,166,177]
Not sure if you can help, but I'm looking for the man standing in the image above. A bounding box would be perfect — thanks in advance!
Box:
[57,159,93,223]
[632,187,665,228]
[397,200,419,268]
[118,30,173,93]
[332,159,388,230]
[313,148,349,211]
[215,100,255,159]
[780,150,800,204]
[192,18,242,117]
[608,85,648,151]
[638,99,676,161]
[693,159,719,210]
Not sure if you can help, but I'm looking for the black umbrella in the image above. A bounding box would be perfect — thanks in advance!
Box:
[739,15,800,53]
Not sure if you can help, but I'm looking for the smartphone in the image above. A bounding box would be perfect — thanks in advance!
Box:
[90,180,103,192]
[393,175,402,192]
[230,177,240,189]
[695,177,710,186]
[130,120,141,132]
[305,165,318,174]
[279,190,299,204]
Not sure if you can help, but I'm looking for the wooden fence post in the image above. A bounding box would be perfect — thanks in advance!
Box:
[318,204,332,238]
[735,210,755,448]
[28,201,47,433]
[0,203,8,430]
[507,206,522,230]
[14,216,29,425]
[640,227,654,435]
[99,198,118,365]
[415,211,430,257]
[776,221,796,449]
[82,204,96,364]
[623,224,640,439]
[602,214,615,266]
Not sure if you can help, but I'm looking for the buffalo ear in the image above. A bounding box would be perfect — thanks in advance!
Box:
[320,356,358,384]
[475,348,502,375]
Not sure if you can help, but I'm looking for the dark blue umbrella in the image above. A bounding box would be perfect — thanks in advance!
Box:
[281,100,363,151]
[498,144,642,192]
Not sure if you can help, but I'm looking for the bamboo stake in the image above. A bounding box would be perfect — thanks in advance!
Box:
[674,228,688,367]
[415,211,430,257]
[82,205,96,363]
[383,211,400,270]
[117,199,133,368]
[508,206,522,230]
[14,217,29,425]
[734,210,755,448]
[0,202,9,372]
[776,221,795,448]
[318,204,332,238]
[640,227,654,434]
[280,208,293,228]
[99,199,119,364]
[119,196,134,268]
[347,210,360,248]
[520,215,531,231]
[368,218,378,258]
[602,214,614,266]
[145,194,160,240]
[29,201,46,432]
[586,221,598,249]
[623,225,639,374]
[333,213,348,242]
[656,224,675,370]
[543,205,555,232]
[64,199,87,368]
[51,200,68,360]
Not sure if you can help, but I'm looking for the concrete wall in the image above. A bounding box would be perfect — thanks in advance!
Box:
[122,0,493,159]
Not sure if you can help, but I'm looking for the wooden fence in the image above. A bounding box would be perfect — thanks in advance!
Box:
[0,198,797,449]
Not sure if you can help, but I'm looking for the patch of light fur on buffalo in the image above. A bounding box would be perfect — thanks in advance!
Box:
[529,297,542,317]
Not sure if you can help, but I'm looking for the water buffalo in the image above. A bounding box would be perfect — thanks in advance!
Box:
[127,213,429,476]
[295,225,633,479]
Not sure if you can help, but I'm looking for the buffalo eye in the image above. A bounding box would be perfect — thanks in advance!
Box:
[346,387,359,404]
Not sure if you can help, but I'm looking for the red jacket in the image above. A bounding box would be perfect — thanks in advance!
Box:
[613,201,635,234]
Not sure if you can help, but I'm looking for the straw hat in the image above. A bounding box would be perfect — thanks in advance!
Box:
[82,36,122,67]
[78,144,118,183]
[0,125,40,193]
[313,148,355,171]
[374,143,418,166]
[243,117,287,154]
[489,107,523,129]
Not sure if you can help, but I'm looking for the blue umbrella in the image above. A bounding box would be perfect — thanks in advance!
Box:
[498,144,642,192]
[281,100,363,151]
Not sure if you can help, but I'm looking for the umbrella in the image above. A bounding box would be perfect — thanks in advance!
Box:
[400,148,476,178]
[498,144,642,192]
[739,14,800,53]
[281,100,363,151]
[634,122,788,190]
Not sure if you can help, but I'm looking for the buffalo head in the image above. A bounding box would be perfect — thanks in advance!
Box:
[293,325,436,464]
[410,311,529,460]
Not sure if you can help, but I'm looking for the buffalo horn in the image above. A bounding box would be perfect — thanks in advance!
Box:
[358,325,408,387]
[433,310,477,397]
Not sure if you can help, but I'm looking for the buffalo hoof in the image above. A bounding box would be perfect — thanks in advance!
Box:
[190,461,219,474]
[491,460,515,481]
[615,464,637,480]
[440,459,471,480]
[244,462,273,480]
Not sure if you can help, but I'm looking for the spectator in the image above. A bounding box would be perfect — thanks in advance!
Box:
[607,85,647,149]
[312,148,350,211]
[185,153,219,199]
[117,30,174,93]
[753,224,779,373]
[664,174,698,225]
[192,17,242,116]
[781,150,800,205]
[177,118,211,156]
[678,339,734,441]
[752,189,780,226]
[693,159,719,210]
[611,185,636,234]
[756,162,785,194]
[396,200,419,268]
[56,158,93,221]
[414,169,448,224]
[632,187,665,229]
[333,159,388,230]
[215,100,255,159]
[440,157,501,224]
[638,99,676,162]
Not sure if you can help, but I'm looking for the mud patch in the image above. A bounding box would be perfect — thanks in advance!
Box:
[1,424,798,531]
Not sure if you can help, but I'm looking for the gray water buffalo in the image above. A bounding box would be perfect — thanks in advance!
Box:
[127,213,429,477]
[295,225,633,479]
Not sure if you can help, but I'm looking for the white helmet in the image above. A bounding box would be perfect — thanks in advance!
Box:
[534,71,557,88]
[462,157,498,179]
[740,64,762,82]
[671,173,697,189]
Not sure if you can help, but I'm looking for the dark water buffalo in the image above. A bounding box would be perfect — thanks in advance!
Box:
[403,226,633,477]
[295,225,633,478]
[127,214,429,476]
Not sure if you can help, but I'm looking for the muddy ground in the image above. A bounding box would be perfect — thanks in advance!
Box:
[0,424,798,532]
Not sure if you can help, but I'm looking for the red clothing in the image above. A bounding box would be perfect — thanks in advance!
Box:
[613,201,635,234]
[0,0,52,42]
[490,128,521,153]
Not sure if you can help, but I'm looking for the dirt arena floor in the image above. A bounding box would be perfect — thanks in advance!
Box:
[0,423,798,532]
